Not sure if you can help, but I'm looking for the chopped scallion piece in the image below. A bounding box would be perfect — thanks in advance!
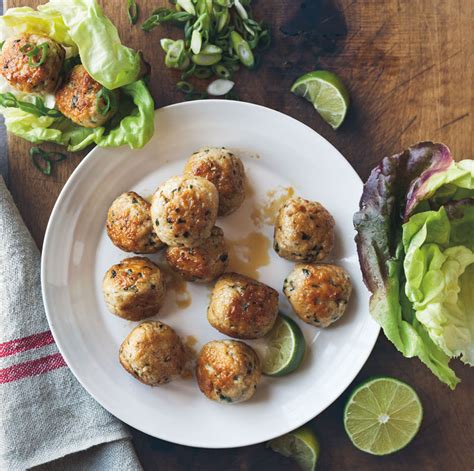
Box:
[127,0,139,24]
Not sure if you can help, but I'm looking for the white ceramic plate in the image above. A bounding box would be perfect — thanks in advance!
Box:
[42,100,379,448]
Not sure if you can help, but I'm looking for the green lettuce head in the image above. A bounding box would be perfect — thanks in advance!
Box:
[0,0,155,151]
[354,143,474,389]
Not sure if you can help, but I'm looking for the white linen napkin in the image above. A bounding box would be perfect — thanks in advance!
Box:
[0,176,143,470]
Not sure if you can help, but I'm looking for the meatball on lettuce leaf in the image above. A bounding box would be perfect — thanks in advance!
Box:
[0,0,154,151]
[354,142,474,389]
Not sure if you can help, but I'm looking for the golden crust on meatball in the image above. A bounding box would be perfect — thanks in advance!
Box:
[0,34,65,93]
[55,64,118,128]
[165,226,228,282]
[119,321,186,386]
[207,273,279,339]
[274,196,335,262]
[151,175,219,248]
[184,147,246,216]
[283,263,352,327]
[106,191,164,254]
[102,257,166,321]
[196,340,261,403]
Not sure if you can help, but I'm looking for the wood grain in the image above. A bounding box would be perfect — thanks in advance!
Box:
[4,0,474,469]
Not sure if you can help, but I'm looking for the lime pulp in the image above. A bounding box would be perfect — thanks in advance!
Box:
[262,314,306,376]
[291,70,350,129]
[268,425,320,471]
[344,376,423,455]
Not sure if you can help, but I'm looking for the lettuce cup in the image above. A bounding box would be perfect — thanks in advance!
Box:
[0,0,155,151]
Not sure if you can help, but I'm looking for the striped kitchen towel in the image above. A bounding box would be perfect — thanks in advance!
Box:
[0,177,142,471]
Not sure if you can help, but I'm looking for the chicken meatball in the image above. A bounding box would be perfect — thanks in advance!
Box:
[151,175,218,248]
[119,321,186,386]
[102,257,166,321]
[207,273,279,339]
[0,34,65,93]
[106,191,164,254]
[184,147,246,216]
[166,226,228,282]
[274,196,335,262]
[196,340,261,404]
[55,64,118,128]
[283,263,352,327]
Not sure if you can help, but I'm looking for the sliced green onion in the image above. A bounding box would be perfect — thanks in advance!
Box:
[30,151,51,175]
[29,147,67,176]
[163,39,188,69]
[192,54,222,66]
[160,38,175,52]
[230,31,254,67]
[202,44,223,55]
[0,92,62,117]
[21,42,49,67]
[234,0,248,20]
[216,8,229,32]
[193,66,213,79]
[177,0,195,15]
[127,0,139,24]
[141,8,193,31]
[207,78,234,96]
[191,30,202,54]
[180,63,197,79]
[177,81,194,93]
[96,88,113,115]
[145,0,269,86]
[213,63,231,78]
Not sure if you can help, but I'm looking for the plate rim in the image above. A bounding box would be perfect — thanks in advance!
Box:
[41,99,380,448]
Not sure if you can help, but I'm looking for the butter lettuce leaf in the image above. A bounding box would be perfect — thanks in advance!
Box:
[38,0,142,89]
[403,203,474,365]
[1,80,154,151]
[0,6,76,50]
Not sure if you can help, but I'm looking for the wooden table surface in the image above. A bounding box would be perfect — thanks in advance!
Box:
[5,0,474,469]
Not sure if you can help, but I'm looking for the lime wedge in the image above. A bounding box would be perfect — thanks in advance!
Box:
[291,70,350,129]
[268,425,320,471]
[262,314,306,376]
[344,377,423,455]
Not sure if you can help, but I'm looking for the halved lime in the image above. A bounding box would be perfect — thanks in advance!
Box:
[262,314,306,376]
[344,377,423,455]
[268,425,320,471]
[291,70,350,129]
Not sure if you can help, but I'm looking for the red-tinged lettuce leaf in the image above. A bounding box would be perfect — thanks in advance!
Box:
[353,142,460,388]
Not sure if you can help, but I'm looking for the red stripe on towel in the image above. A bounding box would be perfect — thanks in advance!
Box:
[0,353,66,384]
[0,331,55,358]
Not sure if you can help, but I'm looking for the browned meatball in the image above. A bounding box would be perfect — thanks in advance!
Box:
[184,147,246,216]
[106,191,164,254]
[55,64,118,128]
[102,257,166,321]
[0,34,65,93]
[274,196,335,262]
[165,226,228,282]
[207,273,279,339]
[283,263,352,327]
[151,175,219,248]
[196,340,261,404]
[119,321,186,386]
